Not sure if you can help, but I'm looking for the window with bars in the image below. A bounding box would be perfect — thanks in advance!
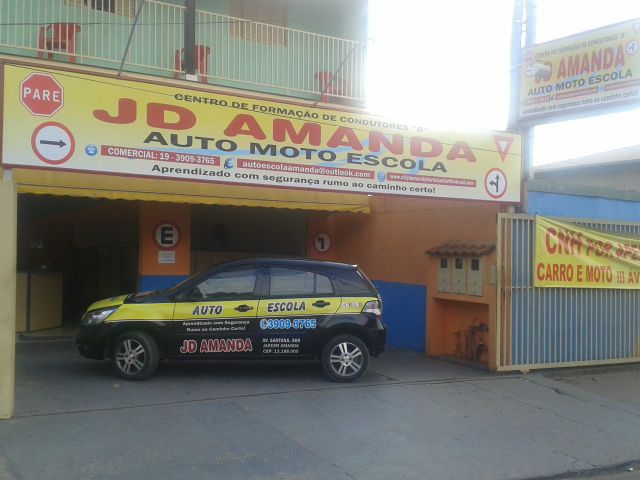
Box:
[86,0,115,13]
[64,0,136,17]
[229,0,287,46]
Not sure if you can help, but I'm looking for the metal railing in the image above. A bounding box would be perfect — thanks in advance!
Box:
[0,0,183,74]
[195,8,365,101]
[497,213,640,371]
[0,0,365,102]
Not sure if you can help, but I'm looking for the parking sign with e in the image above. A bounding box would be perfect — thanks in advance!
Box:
[155,223,180,249]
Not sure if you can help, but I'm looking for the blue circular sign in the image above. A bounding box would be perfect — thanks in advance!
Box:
[85,144,98,156]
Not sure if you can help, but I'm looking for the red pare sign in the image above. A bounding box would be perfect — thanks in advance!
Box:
[20,73,64,116]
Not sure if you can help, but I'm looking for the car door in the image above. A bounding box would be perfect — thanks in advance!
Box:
[171,266,263,358]
[257,267,340,358]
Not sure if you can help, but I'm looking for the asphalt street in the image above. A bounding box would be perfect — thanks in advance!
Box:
[1,340,640,480]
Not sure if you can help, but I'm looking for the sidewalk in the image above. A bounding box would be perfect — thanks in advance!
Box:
[16,325,78,341]
[542,363,640,411]
[1,341,640,480]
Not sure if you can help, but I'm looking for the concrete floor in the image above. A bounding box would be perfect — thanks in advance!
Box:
[2,340,640,480]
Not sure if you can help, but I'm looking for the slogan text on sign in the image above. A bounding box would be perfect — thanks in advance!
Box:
[534,216,640,289]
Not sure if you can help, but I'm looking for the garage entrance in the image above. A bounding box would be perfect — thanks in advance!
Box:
[3,169,367,418]
[16,195,309,332]
[17,195,139,332]
[190,204,306,274]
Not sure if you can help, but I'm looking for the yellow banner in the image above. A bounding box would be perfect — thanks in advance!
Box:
[520,18,640,121]
[2,64,521,202]
[534,216,640,289]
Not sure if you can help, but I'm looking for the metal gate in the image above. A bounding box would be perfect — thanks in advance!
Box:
[496,213,640,371]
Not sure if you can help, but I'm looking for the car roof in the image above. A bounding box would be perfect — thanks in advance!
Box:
[216,257,358,271]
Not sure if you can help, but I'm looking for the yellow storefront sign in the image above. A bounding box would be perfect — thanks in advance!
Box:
[534,216,640,289]
[2,63,521,203]
[520,18,640,121]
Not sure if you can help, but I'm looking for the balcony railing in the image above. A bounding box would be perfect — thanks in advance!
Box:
[0,0,366,103]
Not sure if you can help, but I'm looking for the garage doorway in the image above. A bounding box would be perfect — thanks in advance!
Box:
[16,197,309,332]
[17,195,138,332]
[190,204,307,273]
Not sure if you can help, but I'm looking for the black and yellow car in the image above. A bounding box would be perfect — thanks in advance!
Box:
[76,258,386,381]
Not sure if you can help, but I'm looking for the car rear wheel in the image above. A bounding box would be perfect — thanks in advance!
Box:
[111,332,159,381]
[321,334,370,382]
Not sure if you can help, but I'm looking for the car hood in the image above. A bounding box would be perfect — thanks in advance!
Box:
[86,294,129,311]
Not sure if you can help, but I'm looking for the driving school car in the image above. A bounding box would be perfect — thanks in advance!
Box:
[76,258,386,381]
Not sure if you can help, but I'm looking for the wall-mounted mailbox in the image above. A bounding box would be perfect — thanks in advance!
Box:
[451,257,466,294]
[467,257,483,296]
[438,257,451,292]
[427,242,494,298]
[435,256,484,297]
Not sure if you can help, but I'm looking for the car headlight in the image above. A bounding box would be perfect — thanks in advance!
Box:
[81,307,117,326]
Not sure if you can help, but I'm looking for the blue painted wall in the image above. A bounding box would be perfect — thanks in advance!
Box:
[138,275,188,292]
[372,280,426,352]
[527,191,640,222]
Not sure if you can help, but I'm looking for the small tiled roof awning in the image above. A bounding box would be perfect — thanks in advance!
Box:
[426,241,495,257]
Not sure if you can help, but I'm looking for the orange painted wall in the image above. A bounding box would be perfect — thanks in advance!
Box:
[430,300,490,361]
[306,213,337,261]
[426,249,498,368]
[138,202,191,276]
[307,195,508,370]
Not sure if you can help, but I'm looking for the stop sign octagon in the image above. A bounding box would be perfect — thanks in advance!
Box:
[19,73,64,117]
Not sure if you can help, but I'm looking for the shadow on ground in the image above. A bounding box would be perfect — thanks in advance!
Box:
[14,340,486,417]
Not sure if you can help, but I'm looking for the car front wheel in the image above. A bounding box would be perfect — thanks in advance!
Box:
[111,332,159,380]
[321,334,370,382]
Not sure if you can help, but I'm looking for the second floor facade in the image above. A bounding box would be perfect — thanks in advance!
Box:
[0,0,368,104]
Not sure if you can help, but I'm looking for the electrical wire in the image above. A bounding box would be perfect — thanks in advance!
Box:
[117,0,145,76]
